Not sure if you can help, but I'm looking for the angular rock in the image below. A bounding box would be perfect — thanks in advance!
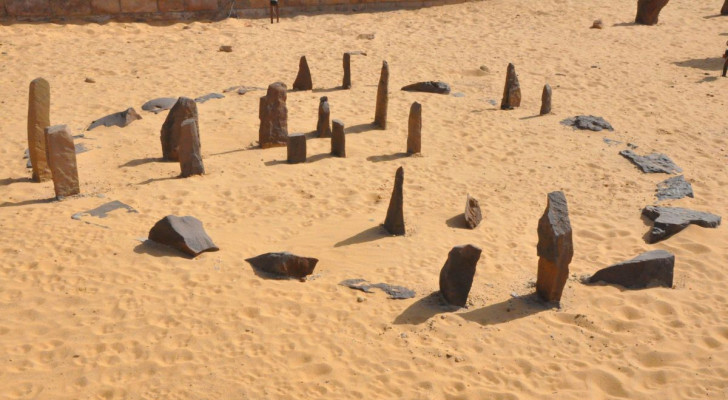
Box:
[591,19,604,29]
[246,252,318,279]
[383,166,405,235]
[406,102,422,154]
[656,175,693,201]
[500,63,521,110]
[45,125,80,198]
[28,77,52,182]
[160,97,198,161]
[292,55,312,91]
[464,194,482,229]
[374,61,389,129]
[287,134,306,164]
[219,45,233,52]
[194,93,224,103]
[540,84,552,115]
[339,279,415,299]
[259,82,289,149]
[401,81,451,95]
[560,115,614,131]
[87,107,142,131]
[589,250,674,288]
[178,118,205,177]
[439,244,482,307]
[723,0,728,15]
[148,215,219,257]
[536,191,573,303]
[331,119,346,158]
[342,52,351,89]
[642,206,721,243]
[620,150,681,174]
[142,97,177,114]
[635,0,670,25]
[317,96,331,138]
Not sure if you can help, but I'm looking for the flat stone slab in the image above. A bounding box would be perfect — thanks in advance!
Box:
[642,206,721,243]
[401,81,451,94]
[656,175,693,201]
[142,97,177,114]
[223,86,265,95]
[620,150,682,174]
[148,215,219,257]
[560,115,614,131]
[339,279,415,299]
[194,93,225,103]
[72,200,137,220]
[246,252,318,279]
[87,107,142,131]
[588,250,674,289]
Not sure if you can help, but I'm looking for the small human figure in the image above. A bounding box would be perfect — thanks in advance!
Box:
[270,0,279,24]
[723,40,728,77]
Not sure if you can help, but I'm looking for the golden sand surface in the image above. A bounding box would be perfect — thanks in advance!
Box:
[1,0,727,398]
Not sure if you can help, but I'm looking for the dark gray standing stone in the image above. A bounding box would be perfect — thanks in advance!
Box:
[246,252,318,279]
[45,125,80,198]
[723,0,728,15]
[160,97,198,161]
[588,250,674,289]
[259,82,289,149]
[439,244,482,307]
[536,191,573,303]
[317,96,332,138]
[342,52,351,89]
[500,63,521,110]
[464,194,482,229]
[635,0,670,25]
[292,55,313,91]
[331,119,346,158]
[619,150,682,174]
[383,166,405,235]
[142,97,177,114]
[540,84,552,115]
[374,61,389,129]
[656,175,693,201]
[560,115,614,131]
[87,107,142,131]
[178,118,205,177]
[28,77,52,182]
[287,134,306,164]
[642,206,721,243]
[406,102,422,154]
[400,81,451,94]
[148,215,219,257]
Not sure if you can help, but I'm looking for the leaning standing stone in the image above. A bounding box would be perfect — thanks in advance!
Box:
[464,194,482,229]
[342,52,352,89]
[500,63,521,110]
[28,77,52,182]
[287,134,307,164]
[383,166,405,235]
[178,118,205,177]
[635,0,670,25]
[292,55,313,91]
[536,191,573,302]
[331,119,346,157]
[439,244,482,307]
[45,125,80,198]
[407,102,422,154]
[540,84,552,115]
[317,96,332,138]
[160,97,198,161]
[374,61,389,129]
[259,82,289,148]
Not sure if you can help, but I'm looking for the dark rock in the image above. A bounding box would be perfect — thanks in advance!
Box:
[619,150,681,174]
[383,166,405,235]
[635,0,670,25]
[723,0,728,15]
[406,102,422,154]
[160,97,198,162]
[246,252,318,279]
[142,97,177,114]
[656,175,693,201]
[540,84,552,115]
[560,115,614,131]
[219,45,233,52]
[331,119,346,158]
[339,279,415,299]
[178,118,205,177]
[28,77,52,182]
[342,52,351,89]
[464,194,482,229]
[148,215,218,257]
[591,19,604,29]
[374,61,389,129]
[401,81,451,94]
[194,93,225,103]
[292,55,313,91]
[589,250,674,288]
[85,77,96,83]
[500,63,521,110]
[642,206,721,243]
[287,134,306,164]
[87,107,142,131]
[259,82,288,149]
[45,125,80,198]
[439,244,482,307]
[536,191,573,303]
[317,96,331,138]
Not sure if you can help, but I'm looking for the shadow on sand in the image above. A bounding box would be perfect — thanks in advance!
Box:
[0,197,56,208]
[0,177,32,186]
[445,213,469,229]
[119,157,163,168]
[393,291,456,325]
[366,152,410,163]
[458,293,555,326]
[133,240,190,258]
[673,57,723,71]
[334,225,389,247]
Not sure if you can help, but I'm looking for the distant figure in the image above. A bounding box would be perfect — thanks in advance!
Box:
[723,40,728,77]
[270,0,279,24]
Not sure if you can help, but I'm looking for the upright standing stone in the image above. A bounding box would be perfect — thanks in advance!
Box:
[722,0,728,15]
[383,166,405,235]
[292,56,313,91]
[439,244,482,307]
[342,52,352,89]
[28,78,52,182]
[374,61,389,129]
[536,191,573,302]
[540,84,552,115]
[44,125,79,198]
[287,134,306,164]
[160,97,198,161]
[178,118,204,177]
[406,102,422,154]
[500,63,521,110]
[464,194,482,229]
[331,119,346,157]
[259,82,289,148]
[317,96,332,138]
[635,0,670,25]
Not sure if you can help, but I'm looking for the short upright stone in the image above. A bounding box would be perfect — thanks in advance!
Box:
[500,63,521,110]
[161,97,198,161]
[292,55,313,91]
[407,102,422,154]
[28,78,52,182]
[342,52,352,89]
[178,118,204,177]
[374,61,389,129]
[635,0,670,25]
[439,244,482,307]
[287,134,306,164]
[331,119,346,157]
[464,194,482,229]
[259,82,289,148]
[383,166,405,235]
[44,125,80,198]
[317,96,332,138]
[540,84,552,115]
[536,191,573,302]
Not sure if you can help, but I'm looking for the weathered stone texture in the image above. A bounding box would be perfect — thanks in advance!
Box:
[28,77,52,182]
[331,119,345,157]
[536,191,573,302]
[407,102,421,154]
[374,61,389,129]
[439,244,482,307]
[259,82,288,148]
[160,97,198,161]
[383,166,405,235]
[178,118,205,177]
[45,124,80,198]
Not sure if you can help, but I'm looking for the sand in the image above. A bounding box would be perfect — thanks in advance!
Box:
[1,0,727,398]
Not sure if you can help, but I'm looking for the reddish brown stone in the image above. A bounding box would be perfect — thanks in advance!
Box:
[28,77,52,182]
[317,96,331,138]
[5,0,51,16]
[91,0,120,13]
[536,191,573,303]
[292,56,313,91]
[259,82,288,148]
[383,166,404,235]
[287,134,306,164]
[0,0,6,16]
[159,0,184,11]
[178,118,205,177]
[342,52,351,89]
[464,194,482,229]
[406,101,421,154]
[51,0,92,15]
[374,61,389,129]
[119,0,157,13]
[635,0,670,25]
[500,63,521,110]
[540,84,552,115]
[148,215,218,257]
[439,244,482,307]
[331,119,345,157]
[185,0,217,11]
[161,97,198,161]
[45,125,80,198]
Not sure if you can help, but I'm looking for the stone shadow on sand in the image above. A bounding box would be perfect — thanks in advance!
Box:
[459,293,554,326]
[134,239,192,258]
[119,157,162,168]
[0,177,32,186]
[0,197,55,208]
[334,225,389,247]
[367,153,410,163]
[393,291,456,325]
[445,213,469,229]
[345,123,378,135]
[312,86,346,94]
[673,57,723,71]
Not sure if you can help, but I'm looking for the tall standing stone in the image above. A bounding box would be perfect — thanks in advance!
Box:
[287,134,306,164]
[44,125,79,198]
[317,96,332,138]
[500,63,521,110]
[28,78,52,182]
[374,61,389,129]
[536,191,573,303]
[292,56,313,91]
[383,166,405,235]
[178,118,204,177]
[259,82,289,148]
[331,119,346,157]
[160,97,198,161]
[540,84,552,115]
[635,0,670,25]
[439,244,482,307]
[342,52,352,89]
[406,102,422,154]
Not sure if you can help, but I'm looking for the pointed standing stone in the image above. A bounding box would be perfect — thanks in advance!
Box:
[374,61,389,129]
[178,118,204,177]
[722,0,728,15]
[160,97,198,161]
[44,125,80,198]
[287,134,306,164]
[383,166,405,235]
[317,96,332,138]
[292,56,313,91]
[331,119,346,157]
[28,78,52,182]
[536,191,573,303]
[342,52,351,89]
[540,84,552,115]
[500,63,521,110]
[635,0,670,25]
[406,102,422,154]
[259,82,289,149]
[439,244,482,307]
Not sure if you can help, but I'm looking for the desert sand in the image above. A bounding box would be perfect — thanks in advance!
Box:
[1,0,728,398]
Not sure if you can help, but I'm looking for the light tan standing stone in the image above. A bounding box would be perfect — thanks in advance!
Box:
[28,78,52,182]
[45,125,79,198]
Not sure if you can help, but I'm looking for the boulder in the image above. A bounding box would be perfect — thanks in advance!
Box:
[536,191,573,302]
[500,63,521,110]
[292,55,313,91]
[635,0,670,25]
[620,150,682,174]
[540,84,552,115]
[148,215,219,257]
[589,250,674,288]
[406,102,422,154]
[383,166,405,235]
[655,175,693,201]
[317,96,332,138]
[401,81,451,94]
[642,206,721,243]
[178,118,205,177]
[464,194,482,229]
[160,97,198,161]
[439,244,482,307]
[560,115,613,131]
[246,252,318,279]
[331,119,346,157]
[87,107,142,131]
[259,82,289,148]
[28,77,52,182]
[374,61,389,129]
[287,134,307,164]
[45,125,80,198]
[342,52,351,89]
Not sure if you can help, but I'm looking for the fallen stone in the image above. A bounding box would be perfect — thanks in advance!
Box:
[246,252,318,279]
[85,77,96,83]
[588,250,674,288]
[317,96,331,138]
[28,77,52,182]
[540,84,552,115]
[87,107,142,131]
[603,137,622,146]
[500,63,521,110]
[439,244,482,307]
[635,0,670,25]
[536,191,573,303]
[383,166,405,235]
[560,115,614,131]
[292,55,313,91]
[642,206,721,243]
[72,200,138,220]
[194,93,225,103]
[374,61,389,129]
[401,81,451,94]
[259,82,288,148]
[142,97,177,114]
[656,175,693,201]
[45,125,80,198]
[357,33,375,40]
[219,45,233,52]
[406,102,422,154]
[161,97,198,161]
[591,19,604,29]
[619,150,682,174]
[342,52,351,89]
[464,194,482,229]
[223,85,265,94]
[178,118,205,177]
[339,279,415,299]
[287,134,306,164]
[331,119,346,157]
[148,215,219,257]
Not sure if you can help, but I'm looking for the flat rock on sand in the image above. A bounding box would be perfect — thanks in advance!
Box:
[401,81,451,94]
[194,93,225,103]
[642,205,721,243]
[620,149,682,174]
[560,115,614,131]
[588,250,674,289]
[142,97,178,114]
[87,107,142,131]
[656,175,693,200]
[339,279,415,299]
[246,252,318,279]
